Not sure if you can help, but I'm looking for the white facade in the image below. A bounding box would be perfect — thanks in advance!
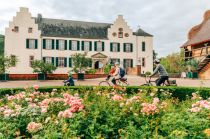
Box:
[5,7,153,74]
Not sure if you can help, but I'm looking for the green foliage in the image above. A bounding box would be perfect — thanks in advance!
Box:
[85,68,96,74]
[160,50,186,73]
[71,53,92,73]
[186,59,199,71]
[0,55,18,73]
[31,60,57,74]
[145,71,151,76]
[104,64,111,74]
[0,87,209,138]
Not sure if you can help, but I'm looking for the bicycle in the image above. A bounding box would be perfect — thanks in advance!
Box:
[99,77,129,86]
[140,75,177,86]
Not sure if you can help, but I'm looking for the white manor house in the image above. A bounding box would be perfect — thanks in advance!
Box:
[5,7,153,75]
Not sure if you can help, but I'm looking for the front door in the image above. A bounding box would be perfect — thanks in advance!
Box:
[95,61,99,69]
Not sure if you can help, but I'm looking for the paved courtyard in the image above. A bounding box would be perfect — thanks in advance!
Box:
[0,75,210,88]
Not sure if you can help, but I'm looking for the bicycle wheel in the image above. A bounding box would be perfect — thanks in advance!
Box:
[99,81,110,86]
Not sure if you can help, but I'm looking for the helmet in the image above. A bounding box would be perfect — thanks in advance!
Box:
[115,62,120,65]
[154,59,160,64]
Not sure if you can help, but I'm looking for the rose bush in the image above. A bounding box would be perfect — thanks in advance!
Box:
[0,86,209,138]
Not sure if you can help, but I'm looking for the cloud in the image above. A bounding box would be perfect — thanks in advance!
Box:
[0,0,210,57]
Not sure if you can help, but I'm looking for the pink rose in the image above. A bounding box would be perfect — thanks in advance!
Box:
[33,85,39,90]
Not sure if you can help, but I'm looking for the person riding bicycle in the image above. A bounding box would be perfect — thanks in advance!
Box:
[149,59,169,86]
[64,73,75,86]
[106,65,116,80]
[111,62,125,86]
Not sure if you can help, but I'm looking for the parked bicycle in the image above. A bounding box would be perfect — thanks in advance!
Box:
[140,75,177,86]
[99,77,129,86]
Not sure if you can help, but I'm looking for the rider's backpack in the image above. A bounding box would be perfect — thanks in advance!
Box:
[119,68,125,77]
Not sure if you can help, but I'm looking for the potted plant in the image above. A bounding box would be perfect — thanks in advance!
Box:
[0,55,17,81]
[71,53,92,80]
[31,60,57,80]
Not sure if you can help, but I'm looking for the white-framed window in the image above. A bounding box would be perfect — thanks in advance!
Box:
[29,39,36,49]
[118,28,123,38]
[72,41,77,51]
[142,42,146,52]
[111,59,120,65]
[124,59,133,68]
[46,39,52,50]
[125,43,132,52]
[97,42,102,52]
[84,41,90,51]
[113,43,118,52]
[59,40,65,50]
[28,27,33,33]
[29,56,34,67]
[58,57,65,67]
[45,57,52,64]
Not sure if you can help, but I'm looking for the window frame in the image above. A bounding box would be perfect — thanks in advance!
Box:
[46,39,52,50]
[59,40,65,51]
[58,57,65,67]
[29,39,36,49]
[71,40,78,51]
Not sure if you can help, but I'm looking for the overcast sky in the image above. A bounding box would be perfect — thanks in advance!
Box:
[0,0,210,57]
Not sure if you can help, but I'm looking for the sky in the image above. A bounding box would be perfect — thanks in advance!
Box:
[0,0,210,57]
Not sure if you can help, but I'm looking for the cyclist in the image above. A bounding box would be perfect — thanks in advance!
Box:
[64,73,75,86]
[111,62,125,86]
[149,59,169,86]
[106,65,116,81]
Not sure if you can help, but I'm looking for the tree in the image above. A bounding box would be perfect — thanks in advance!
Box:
[0,55,17,74]
[31,60,57,74]
[160,50,186,73]
[186,59,199,71]
[0,35,4,56]
[71,53,92,73]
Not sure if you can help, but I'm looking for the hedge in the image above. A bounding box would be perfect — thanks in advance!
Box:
[0,86,210,100]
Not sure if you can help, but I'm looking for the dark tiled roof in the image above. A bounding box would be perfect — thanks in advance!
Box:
[34,17,111,39]
[133,28,153,37]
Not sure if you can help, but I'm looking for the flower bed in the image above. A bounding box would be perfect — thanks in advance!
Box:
[0,86,209,138]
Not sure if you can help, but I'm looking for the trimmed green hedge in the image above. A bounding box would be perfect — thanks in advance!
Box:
[0,86,210,100]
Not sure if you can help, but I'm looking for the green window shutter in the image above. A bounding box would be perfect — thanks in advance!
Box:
[123,43,126,52]
[94,42,97,51]
[56,40,59,50]
[52,40,55,49]
[110,43,113,52]
[43,57,46,63]
[123,59,126,69]
[81,41,84,51]
[51,57,54,65]
[65,40,67,50]
[131,43,133,52]
[64,58,67,67]
[26,39,29,49]
[69,40,72,50]
[56,57,58,67]
[69,58,72,67]
[142,42,145,51]
[43,39,46,49]
[118,43,120,52]
[131,59,133,67]
[102,42,105,51]
[35,39,38,49]
[77,41,80,50]
[89,41,92,51]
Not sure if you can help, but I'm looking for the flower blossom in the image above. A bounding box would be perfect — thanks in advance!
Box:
[141,103,159,115]
[112,94,123,101]
[27,122,42,133]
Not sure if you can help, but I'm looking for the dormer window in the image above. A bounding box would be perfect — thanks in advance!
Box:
[13,26,19,32]
[28,27,33,33]
[118,28,123,38]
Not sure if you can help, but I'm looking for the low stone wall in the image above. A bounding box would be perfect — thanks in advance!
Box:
[8,74,107,80]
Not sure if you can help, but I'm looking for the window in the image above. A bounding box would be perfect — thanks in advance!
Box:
[72,41,77,51]
[29,56,34,67]
[13,26,19,32]
[142,42,146,52]
[142,58,145,67]
[45,57,52,64]
[46,39,52,50]
[58,57,65,67]
[29,39,36,49]
[28,27,33,33]
[59,40,65,50]
[118,28,123,38]
[124,43,132,52]
[124,59,133,68]
[110,59,120,65]
[84,41,90,51]
[97,42,102,52]
[113,43,118,52]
